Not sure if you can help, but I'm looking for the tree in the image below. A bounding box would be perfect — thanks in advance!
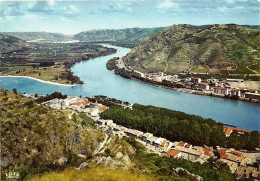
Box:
[12,88,17,94]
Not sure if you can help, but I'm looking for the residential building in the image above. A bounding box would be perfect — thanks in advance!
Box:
[213,87,229,95]
[132,70,145,78]
[224,127,251,137]
[166,149,181,158]
[198,82,209,90]
[191,77,201,84]
[230,89,241,97]
[245,92,260,100]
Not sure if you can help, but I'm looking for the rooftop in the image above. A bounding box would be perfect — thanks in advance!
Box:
[166,149,181,157]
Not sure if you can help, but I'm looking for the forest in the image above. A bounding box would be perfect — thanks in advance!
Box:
[100,104,259,150]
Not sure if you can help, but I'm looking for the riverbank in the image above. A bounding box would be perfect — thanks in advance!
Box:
[107,58,260,105]
[133,77,259,103]
[0,75,77,87]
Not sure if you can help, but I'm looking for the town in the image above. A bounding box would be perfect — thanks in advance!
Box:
[25,94,260,180]
[111,57,260,103]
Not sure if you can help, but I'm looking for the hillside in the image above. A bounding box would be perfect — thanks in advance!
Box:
[0,89,237,180]
[74,27,165,48]
[0,34,32,53]
[124,24,260,74]
[0,89,104,178]
[1,32,71,42]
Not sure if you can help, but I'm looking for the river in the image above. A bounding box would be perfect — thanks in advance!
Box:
[0,45,259,131]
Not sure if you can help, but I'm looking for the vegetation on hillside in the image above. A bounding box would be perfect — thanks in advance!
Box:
[124,137,235,181]
[30,167,156,181]
[0,33,32,53]
[2,32,71,42]
[74,27,165,48]
[0,88,103,179]
[100,104,260,150]
[0,35,116,84]
[125,24,260,74]
[0,89,238,180]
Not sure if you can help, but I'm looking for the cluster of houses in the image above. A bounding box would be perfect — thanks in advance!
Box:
[217,147,260,179]
[40,96,260,180]
[42,96,107,116]
[130,70,260,101]
[96,118,214,164]
[95,118,259,178]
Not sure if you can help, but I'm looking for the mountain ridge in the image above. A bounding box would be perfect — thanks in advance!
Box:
[124,24,260,74]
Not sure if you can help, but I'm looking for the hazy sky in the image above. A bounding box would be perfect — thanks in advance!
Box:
[0,0,259,34]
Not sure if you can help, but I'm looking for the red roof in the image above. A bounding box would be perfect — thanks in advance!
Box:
[166,149,181,157]
[98,105,107,112]
[73,102,81,106]
[231,89,240,92]
[178,142,185,147]
[224,127,233,135]
[232,128,251,134]
[204,152,213,156]
[231,150,242,157]
[218,148,228,158]
[198,82,209,86]
[192,77,200,79]
[144,147,149,151]
[213,87,228,90]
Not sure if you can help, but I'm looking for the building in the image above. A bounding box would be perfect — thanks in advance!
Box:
[236,166,260,179]
[191,77,201,84]
[226,79,244,82]
[198,82,209,90]
[166,149,181,158]
[230,89,241,97]
[153,76,162,82]
[224,127,251,137]
[213,87,229,95]
[245,92,260,100]
[132,70,145,78]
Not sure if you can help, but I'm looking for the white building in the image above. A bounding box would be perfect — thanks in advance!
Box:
[213,87,229,95]
[132,70,145,78]
[191,77,201,84]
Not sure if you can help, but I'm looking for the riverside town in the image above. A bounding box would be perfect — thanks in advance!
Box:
[1,1,260,180]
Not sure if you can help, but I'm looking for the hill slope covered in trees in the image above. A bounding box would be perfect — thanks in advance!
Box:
[74,27,165,48]
[0,34,32,53]
[124,24,260,74]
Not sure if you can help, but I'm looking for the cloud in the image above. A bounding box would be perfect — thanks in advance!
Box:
[217,6,229,12]
[22,14,38,21]
[27,2,79,17]
[28,1,55,14]
[61,5,80,17]
[69,5,79,12]
[60,17,73,23]
[158,0,175,9]
[47,0,55,7]
[1,2,25,17]
[217,5,245,12]
[99,2,134,14]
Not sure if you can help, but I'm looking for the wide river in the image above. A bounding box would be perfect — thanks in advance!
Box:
[0,45,259,130]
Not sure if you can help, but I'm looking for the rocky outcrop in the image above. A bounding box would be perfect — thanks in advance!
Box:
[92,156,129,169]
[173,167,203,181]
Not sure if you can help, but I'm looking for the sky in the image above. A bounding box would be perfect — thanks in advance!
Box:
[0,0,259,34]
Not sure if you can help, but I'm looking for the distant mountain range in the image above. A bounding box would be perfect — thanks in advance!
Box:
[0,33,32,53]
[1,24,259,74]
[124,24,260,74]
[73,27,165,47]
[1,32,71,41]
[1,28,165,48]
